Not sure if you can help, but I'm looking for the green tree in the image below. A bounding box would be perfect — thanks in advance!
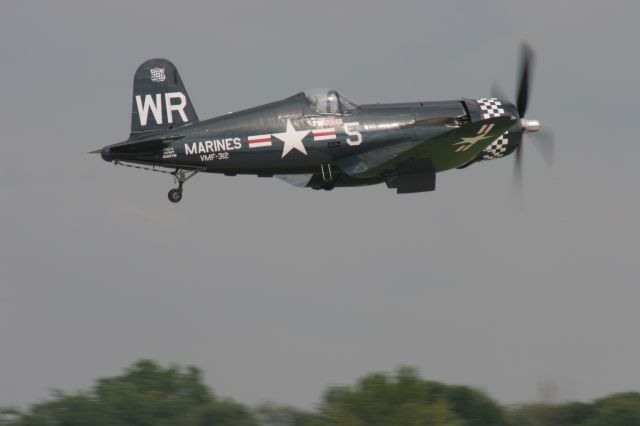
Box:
[507,394,640,426]
[181,399,257,426]
[0,360,256,426]
[444,385,506,426]
[92,359,215,425]
[585,392,640,426]
[8,392,110,426]
[4,361,640,426]
[319,367,503,426]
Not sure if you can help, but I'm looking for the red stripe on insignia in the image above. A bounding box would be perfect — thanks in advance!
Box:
[312,128,337,141]
[249,137,271,144]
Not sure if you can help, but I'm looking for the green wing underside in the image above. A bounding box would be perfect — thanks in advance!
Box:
[337,116,517,178]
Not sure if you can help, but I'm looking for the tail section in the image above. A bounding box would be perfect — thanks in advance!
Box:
[130,59,198,137]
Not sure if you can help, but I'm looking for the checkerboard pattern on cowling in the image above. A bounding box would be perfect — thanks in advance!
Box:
[476,98,509,160]
[477,98,505,118]
[481,135,510,160]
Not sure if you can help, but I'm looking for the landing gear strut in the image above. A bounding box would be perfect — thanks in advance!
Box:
[318,163,335,191]
[168,169,198,203]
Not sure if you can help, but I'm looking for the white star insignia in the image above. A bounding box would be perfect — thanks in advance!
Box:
[272,119,310,158]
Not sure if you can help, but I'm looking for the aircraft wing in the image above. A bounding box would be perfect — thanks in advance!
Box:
[336,115,516,178]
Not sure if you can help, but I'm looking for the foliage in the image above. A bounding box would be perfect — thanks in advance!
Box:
[584,392,640,426]
[0,360,255,426]
[507,393,640,426]
[319,367,504,426]
[2,361,640,426]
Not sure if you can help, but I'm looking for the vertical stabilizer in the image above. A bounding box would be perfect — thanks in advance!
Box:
[130,58,198,138]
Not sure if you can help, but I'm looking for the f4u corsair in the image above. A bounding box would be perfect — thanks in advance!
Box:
[95,44,552,202]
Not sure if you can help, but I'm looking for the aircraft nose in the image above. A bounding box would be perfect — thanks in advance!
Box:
[101,146,112,162]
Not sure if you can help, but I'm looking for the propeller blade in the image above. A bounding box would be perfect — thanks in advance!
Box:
[516,42,535,117]
[88,149,101,154]
[491,81,509,101]
[530,129,555,168]
[514,143,523,195]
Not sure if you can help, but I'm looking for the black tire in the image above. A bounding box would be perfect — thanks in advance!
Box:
[168,188,182,203]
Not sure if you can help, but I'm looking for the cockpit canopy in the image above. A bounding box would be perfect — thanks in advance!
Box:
[304,88,359,115]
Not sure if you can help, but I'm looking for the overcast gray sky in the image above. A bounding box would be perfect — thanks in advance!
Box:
[1,0,639,410]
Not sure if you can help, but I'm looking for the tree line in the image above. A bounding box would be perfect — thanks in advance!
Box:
[1,360,639,425]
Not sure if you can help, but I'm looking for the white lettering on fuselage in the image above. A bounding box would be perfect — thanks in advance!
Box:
[184,138,242,155]
[162,147,177,159]
[200,152,230,161]
[135,92,189,126]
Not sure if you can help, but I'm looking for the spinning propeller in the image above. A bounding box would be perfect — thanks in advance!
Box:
[492,43,554,193]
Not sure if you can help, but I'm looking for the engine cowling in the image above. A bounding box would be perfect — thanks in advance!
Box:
[462,97,522,163]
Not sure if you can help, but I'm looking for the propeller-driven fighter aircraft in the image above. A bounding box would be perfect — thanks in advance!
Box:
[94,44,552,202]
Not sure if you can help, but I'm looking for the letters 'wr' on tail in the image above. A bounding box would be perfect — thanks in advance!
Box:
[130,58,199,138]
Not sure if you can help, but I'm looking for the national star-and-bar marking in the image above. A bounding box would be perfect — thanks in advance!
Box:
[272,119,310,157]
[247,122,340,156]
[249,128,337,146]
[247,119,310,157]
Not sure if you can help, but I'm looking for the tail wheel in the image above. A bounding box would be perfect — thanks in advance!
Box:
[168,188,182,203]
[167,169,199,203]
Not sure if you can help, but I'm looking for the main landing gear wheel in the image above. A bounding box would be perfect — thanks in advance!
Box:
[168,188,182,203]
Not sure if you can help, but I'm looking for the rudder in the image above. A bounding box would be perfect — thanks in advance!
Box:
[130,59,198,137]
